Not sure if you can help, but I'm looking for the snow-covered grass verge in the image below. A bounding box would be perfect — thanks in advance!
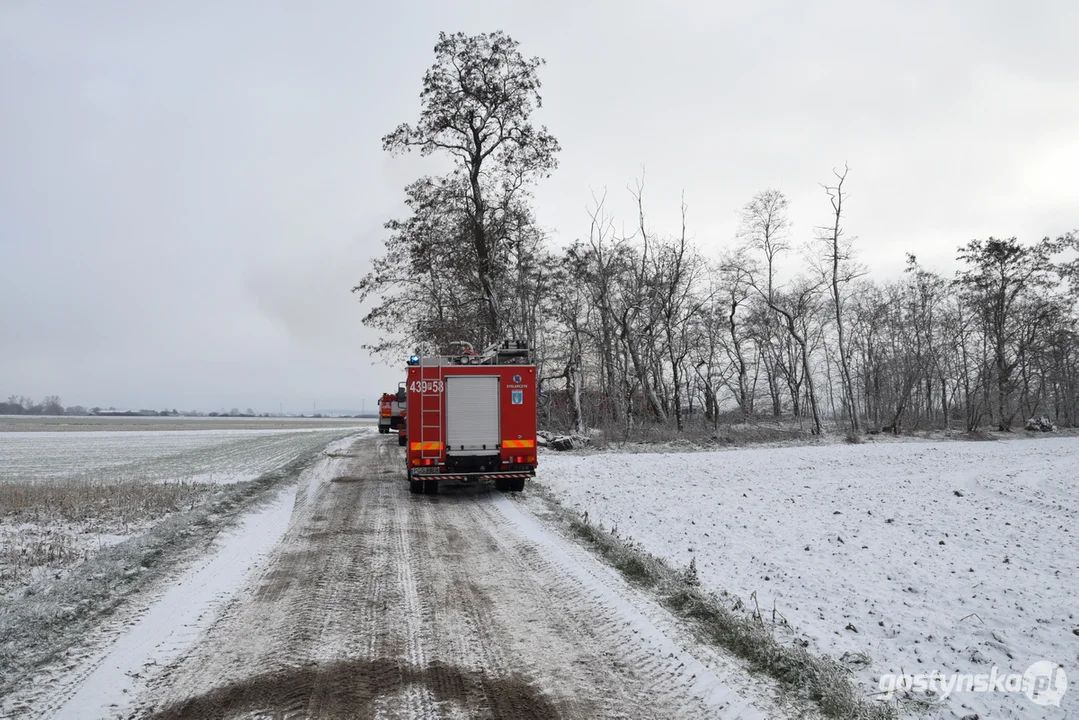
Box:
[0,478,212,593]
[523,481,895,719]
[0,428,361,596]
[537,437,1079,719]
[0,429,366,697]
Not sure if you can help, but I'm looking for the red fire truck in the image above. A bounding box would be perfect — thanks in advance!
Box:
[377,392,395,433]
[378,385,408,437]
[403,340,537,495]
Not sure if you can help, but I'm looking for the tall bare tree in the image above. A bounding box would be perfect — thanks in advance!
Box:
[652,194,704,431]
[618,176,667,422]
[815,163,864,432]
[737,189,792,417]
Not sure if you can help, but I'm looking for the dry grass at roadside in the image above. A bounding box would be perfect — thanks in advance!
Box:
[1,478,211,525]
[0,478,214,594]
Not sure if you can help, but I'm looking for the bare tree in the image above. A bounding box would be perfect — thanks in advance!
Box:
[583,190,626,424]
[617,175,667,422]
[717,249,755,416]
[736,189,793,417]
[765,279,827,435]
[652,194,705,431]
[545,254,589,434]
[815,163,865,432]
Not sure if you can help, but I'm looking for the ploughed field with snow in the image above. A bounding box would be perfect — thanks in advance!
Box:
[0,419,369,594]
[537,436,1079,719]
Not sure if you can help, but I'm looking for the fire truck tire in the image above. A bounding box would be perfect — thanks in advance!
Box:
[378,427,386,434]
[510,477,526,492]
[408,479,424,494]
[494,478,510,492]
[423,479,439,495]
[397,433,406,446]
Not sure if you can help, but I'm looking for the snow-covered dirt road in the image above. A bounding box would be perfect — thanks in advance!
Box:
[20,434,787,719]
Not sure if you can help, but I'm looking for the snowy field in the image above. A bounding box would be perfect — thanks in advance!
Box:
[0,415,371,433]
[537,437,1078,719]
[0,419,371,484]
[0,420,369,594]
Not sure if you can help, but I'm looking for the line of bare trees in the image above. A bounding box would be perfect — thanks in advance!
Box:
[530,178,1077,436]
[355,30,1078,436]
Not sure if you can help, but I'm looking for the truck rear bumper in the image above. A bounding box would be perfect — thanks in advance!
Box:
[409,469,535,482]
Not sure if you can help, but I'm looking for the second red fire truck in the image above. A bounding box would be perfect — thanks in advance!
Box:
[378,385,407,440]
[401,340,537,495]
[378,392,396,433]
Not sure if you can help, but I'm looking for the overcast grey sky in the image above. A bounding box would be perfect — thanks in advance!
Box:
[2,0,1076,412]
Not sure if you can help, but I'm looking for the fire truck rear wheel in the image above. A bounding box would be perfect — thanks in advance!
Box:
[409,479,424,494]
[494,478,509,492]
[510,477,526,492]
[423,479,439,495]
[397,433,406,446]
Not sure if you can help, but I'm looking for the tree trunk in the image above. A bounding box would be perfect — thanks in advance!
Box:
[620,318,667,421]
[828,185,858,433]
[468,165,500,340]
[729,299,750,415]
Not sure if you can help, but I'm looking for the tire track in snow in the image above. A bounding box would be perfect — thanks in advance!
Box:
[69,433,788,719]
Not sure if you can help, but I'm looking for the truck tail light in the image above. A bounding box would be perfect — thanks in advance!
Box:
[515,455,524,464]
[526,455,534,463]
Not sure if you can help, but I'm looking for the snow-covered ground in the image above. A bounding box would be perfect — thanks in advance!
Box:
[0,424,367,485]
[537,437,1078,719]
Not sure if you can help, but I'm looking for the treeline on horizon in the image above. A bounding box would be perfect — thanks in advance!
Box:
[0,396,252,417]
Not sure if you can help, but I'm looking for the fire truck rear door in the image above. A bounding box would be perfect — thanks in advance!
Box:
[445,375,500,454]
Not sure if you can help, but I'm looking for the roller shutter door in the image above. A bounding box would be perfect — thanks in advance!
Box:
[445,375,500,453]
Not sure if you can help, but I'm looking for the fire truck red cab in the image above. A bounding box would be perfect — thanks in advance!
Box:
[404,340,537,495]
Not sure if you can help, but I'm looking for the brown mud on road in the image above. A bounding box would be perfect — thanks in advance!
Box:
[131,435,768,719]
